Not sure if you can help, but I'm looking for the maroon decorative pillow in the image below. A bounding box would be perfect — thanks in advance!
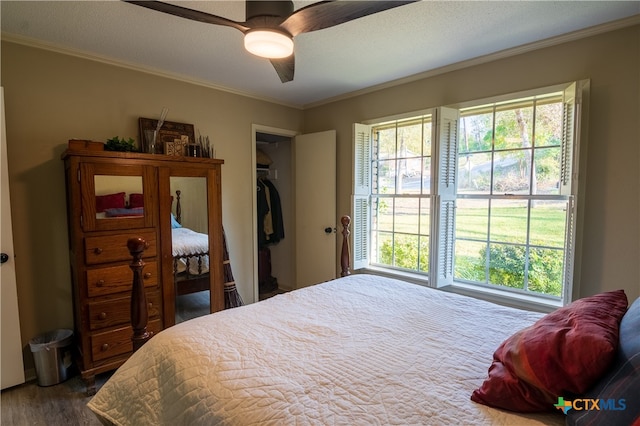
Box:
[471,290,628,412]
[95,192,125,213]
[129,193,144,209]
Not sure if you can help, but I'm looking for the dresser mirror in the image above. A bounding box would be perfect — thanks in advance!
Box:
[169,176,211,324]
[81,162,155,232]
[94,175,143,219]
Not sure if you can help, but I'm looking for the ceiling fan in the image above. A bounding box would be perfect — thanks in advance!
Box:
[124,1,418,83]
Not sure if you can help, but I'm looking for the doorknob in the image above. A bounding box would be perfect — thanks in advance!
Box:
[0,253,8,264]
[324,227,335,234]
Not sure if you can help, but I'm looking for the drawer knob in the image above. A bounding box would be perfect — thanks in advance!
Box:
[144,272,152,279]
[96,280,105,287]
[101,343,109,352]
[148,302,153,309]
[98,312,107,320]
[94,247,103,255]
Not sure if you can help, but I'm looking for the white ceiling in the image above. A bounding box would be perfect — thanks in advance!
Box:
[2,1,639,108]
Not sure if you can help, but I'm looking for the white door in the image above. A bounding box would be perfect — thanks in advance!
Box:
[1,87,26,389]
[294,130,336,288]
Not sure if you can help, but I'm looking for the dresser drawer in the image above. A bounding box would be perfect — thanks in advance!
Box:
[85,230,156,265]
[88,291,161,330]
[91,319,162,362]
[87,261,158,298]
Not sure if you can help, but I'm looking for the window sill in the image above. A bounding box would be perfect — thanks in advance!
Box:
[444,282,562,313]
[358,267,562,314]
[359,266,429,287]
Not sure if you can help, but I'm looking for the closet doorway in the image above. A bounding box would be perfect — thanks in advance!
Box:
[254,127,294,301]
[251,125,336,302]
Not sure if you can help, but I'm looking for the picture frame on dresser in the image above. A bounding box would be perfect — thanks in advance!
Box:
[138,117,194,155]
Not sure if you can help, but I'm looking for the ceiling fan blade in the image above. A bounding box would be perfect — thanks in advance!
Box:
[124,1,250,33]
[281,1,419,37]
[270,55,295,83]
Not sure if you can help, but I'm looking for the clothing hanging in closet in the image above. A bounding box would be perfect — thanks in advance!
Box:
[257,177,284,248]
[257,176,284,294]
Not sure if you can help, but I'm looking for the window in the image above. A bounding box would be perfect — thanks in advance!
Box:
[353,82,585,306]
[368,115,433,272]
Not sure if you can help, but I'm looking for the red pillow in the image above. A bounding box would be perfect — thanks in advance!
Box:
[129,193,144,209]
[95,192,125,213]
[471,289,628,412]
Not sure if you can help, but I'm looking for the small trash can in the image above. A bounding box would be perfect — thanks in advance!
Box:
[29,329,74,386]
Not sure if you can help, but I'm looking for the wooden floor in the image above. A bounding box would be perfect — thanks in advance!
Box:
[1,373,109,425]
[176,290,211,323]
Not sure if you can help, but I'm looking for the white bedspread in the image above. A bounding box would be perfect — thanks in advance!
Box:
[88,274,565,426]
[172,227,209,275]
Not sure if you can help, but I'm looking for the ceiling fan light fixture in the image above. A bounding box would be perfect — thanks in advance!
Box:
[244,29,293,59]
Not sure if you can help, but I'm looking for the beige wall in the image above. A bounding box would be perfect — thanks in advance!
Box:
[2,24,639,374]
[304,24,640,303]
[1,41,303,367]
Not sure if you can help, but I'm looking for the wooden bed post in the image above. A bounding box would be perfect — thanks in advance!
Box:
[128,237,151,352]
[175,190,182,224]
[340,215,351,277]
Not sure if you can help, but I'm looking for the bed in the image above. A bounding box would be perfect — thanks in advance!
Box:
[88,218,639,426]
[171,190,211,296]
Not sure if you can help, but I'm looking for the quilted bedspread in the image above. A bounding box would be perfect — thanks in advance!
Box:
[88,274,565,425]
[171,227,209,257]
[172,227,209,275]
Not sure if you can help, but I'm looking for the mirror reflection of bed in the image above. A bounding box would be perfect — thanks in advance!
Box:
[170,176,210,324]
[94,175,143,219]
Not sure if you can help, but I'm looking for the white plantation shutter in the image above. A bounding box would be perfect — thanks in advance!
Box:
[354,123,371,196]
[352,195,369,270]
[560,82,576,196]
[352,123,372,270]
[431,107,460,287]
[563,196,576,303]
[560,79,587,304]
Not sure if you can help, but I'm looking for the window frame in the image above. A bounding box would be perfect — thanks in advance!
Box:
[352,81,587,309]
[369,115,433,274]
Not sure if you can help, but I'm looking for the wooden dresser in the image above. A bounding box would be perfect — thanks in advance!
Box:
[62,149,224,395]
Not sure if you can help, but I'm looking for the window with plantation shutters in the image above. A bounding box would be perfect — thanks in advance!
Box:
[353,115,433,275]
[351,80,586,307]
